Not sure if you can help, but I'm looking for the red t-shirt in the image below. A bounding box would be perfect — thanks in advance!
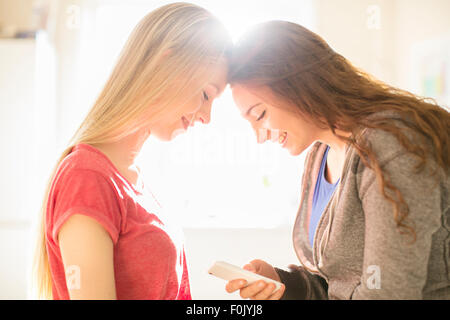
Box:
[45,143,191,300]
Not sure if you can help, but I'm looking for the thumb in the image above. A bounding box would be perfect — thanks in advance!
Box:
[250,259,269,274]
[246,259,266,273]
[243,263,256,273]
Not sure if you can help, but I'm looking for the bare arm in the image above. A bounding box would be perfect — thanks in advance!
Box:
[58,214,117,300]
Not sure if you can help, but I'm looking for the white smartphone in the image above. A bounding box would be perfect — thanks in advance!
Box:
[208,261,283,291]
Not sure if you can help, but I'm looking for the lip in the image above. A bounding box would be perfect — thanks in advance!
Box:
[282,133,288,147]
[181,116,189,130]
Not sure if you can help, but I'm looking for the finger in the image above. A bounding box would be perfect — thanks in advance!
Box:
[249,259,264,273]
[252,283,276,300]
[239,280,267,299]
[268,284,285,300]
[243,264,255,272]
[225,279,247,293]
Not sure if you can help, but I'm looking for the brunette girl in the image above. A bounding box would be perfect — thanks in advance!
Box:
[226,21,449,300]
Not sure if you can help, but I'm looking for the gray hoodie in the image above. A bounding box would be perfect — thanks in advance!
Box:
[275,115,450,299]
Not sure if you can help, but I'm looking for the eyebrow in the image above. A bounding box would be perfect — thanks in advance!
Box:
[245,103,262,116]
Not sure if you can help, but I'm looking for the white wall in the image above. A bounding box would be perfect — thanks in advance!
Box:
[314,0,396,85]
[0,223,32,299]
[0,39,36,299]
[0,39,36,223]
[0,35,57,299]
[314,0,450,97]
[394,0,450,99]
[0,0,34,32]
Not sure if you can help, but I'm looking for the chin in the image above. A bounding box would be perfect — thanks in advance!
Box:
[168,128,187,141]
[288,148,302,156]
[160,135,173,142]
[151,131,173,142]
[287,143,306,156]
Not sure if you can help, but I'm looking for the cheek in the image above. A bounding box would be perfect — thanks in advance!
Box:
[288,120,318,152]
[184,95,202,113]
[266,111,292,132]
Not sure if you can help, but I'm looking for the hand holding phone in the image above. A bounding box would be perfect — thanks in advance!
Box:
[208,260,285,299]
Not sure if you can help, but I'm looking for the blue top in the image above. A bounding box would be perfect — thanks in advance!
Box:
[309,145,340,248]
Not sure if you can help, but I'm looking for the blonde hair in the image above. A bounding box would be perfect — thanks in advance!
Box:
[32,2,232,299]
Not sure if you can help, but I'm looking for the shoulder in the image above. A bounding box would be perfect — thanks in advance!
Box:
[59,144,115,175]
[340,110,447,192]
[351,124,447,200]
[359,111,431,165]
[350,109,442,174]
[52,144,121,195]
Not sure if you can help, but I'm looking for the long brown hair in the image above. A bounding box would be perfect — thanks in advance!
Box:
[229,21,450,243]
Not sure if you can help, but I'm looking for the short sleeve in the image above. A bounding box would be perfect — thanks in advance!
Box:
[51,169,122,245]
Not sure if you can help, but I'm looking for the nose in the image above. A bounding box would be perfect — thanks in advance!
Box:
[252,125,281,144]
[192,112,209,125]
[254,126,270,144]
[195,104,212,125]
[200,112,210,124]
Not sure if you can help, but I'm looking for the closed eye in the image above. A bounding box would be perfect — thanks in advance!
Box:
[256,110,266,121]
[203,91,209,101]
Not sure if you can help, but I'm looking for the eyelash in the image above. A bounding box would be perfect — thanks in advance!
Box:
[203,91,209,101]
[257,110,266,121]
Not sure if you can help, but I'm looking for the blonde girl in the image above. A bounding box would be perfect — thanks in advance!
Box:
[32,2,231,299]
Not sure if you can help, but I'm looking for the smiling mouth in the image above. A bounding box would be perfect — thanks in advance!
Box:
[278,131,288,146]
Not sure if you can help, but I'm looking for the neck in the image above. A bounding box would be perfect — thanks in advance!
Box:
[92,128,150,172]
[317,129,351,184]
[318,129,351,157]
